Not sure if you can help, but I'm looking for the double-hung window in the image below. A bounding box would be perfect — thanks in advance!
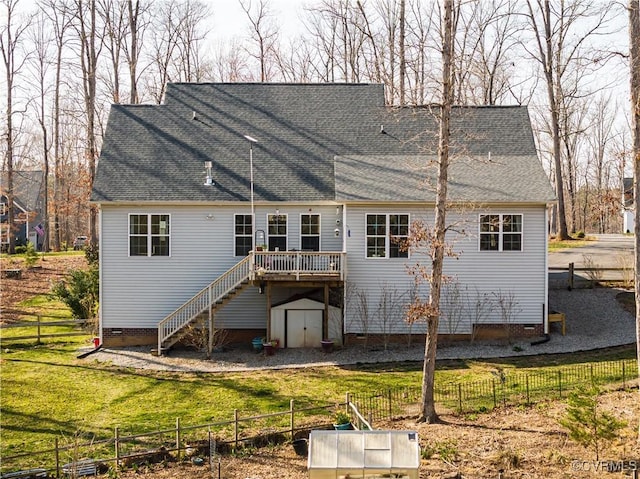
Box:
[300,213,320,251]
[366,213,409,258]
[479,214,522,251]
[234,214,253,256]
[129,214,170,256]
[268,214,287,251]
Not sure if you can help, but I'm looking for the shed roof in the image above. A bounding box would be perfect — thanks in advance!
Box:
[308,430,420,471]
[93,83,554,205]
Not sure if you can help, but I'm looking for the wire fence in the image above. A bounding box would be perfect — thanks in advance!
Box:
[2,358,638,477]
[349,358,638,420]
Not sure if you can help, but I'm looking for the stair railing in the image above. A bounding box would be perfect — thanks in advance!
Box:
[157,256,252,353]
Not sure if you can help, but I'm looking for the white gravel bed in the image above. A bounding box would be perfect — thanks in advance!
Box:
[81,288,636,373]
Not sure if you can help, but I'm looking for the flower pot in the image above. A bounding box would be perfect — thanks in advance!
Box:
[333,422,351,430]
[292,438,308,456]
[263,342,274,356]
[252,337,264,352]
[321,339,334,353]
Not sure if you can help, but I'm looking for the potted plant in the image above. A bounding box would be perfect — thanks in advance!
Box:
[333,411,351,430]
[262,339,275,356]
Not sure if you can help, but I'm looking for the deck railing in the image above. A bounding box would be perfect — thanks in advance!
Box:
[251,251,345,281]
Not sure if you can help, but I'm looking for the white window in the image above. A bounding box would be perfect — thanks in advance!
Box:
[234,214,252,256]
[267,213,287,251]
[129,214,170,256]
[479,214,522,251]
[366,213,409,258]
[300,213,320,251]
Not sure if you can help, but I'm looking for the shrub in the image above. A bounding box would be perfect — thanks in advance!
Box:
[558,384,626,461]
[23,242,40,268]
[84,242,99,266]
[50,265,99,319]
[575,231,585,239]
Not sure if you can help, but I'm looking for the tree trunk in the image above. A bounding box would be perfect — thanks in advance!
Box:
[628,0,640,442]
[418,0,454,424]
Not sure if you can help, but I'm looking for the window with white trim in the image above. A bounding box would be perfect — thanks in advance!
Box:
[234,214,252,256]
[479,214,522,251]
[300,213,320,251]
[129,214,170,256]
[389,214,409,258]
[366,213,409,258]
[267,214,287,251]
[0,202,6,216]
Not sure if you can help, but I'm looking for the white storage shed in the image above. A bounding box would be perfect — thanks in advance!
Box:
[307,430,420,479]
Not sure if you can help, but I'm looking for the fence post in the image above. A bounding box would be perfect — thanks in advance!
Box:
[492,379,496,409]
[568,262,574,290]
[457,384,462,413]
[37,315,42,344]
[234,409,239,450]
[290,399,295,440]
[622,361,626,390]
[590,364,593,384]
[114,427,120,472]
[526,375,530,405]
[557,371,562,398]
[55,437,60,478]
[345,392,350,412]
[388,389,392,419]
[175,418,181,461]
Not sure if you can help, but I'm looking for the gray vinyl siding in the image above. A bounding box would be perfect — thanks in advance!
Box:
[100,204,343,330]
[343,205,548,335]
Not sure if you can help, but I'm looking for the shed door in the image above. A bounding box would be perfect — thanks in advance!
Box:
[287,310,322,348]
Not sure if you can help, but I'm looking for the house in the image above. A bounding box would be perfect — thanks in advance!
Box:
[92,83,556,352]
[0,170,46,251]
[623,177,634,234]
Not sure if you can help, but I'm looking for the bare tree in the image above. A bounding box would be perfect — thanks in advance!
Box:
[405,0,455,424]
[523,0,617,240]
[1,0,32,254]
[29,11,54,251]
[74,0,102,246]
[628,0,640,434]
[41,0,73,251]
[239,0,279,82]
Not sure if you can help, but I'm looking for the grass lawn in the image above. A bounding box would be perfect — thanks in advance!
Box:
[547,237,592,251]
[2,308,636,471]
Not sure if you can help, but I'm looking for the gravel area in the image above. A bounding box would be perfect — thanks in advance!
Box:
[83,288,636,372]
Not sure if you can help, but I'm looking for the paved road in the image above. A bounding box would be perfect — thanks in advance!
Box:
[548,234,634,286]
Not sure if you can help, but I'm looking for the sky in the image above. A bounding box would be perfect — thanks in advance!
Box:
[208,0,308,43]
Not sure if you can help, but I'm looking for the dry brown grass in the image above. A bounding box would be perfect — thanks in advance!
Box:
[117,389,639,479]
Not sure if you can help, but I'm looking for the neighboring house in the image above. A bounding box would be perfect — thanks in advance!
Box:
[623,177,634,234]
[0,171,46,251]
[92,83,556,352]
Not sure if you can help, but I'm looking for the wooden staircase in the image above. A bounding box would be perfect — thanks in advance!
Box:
[156,256,251,355]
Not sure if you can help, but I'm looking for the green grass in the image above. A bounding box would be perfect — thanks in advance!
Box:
[2,332,636,472]
[548,237,592,251]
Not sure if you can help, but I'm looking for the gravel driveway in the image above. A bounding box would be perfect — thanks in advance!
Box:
[84,288,636,373]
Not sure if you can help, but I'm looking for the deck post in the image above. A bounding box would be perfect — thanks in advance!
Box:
[324,284,329,339]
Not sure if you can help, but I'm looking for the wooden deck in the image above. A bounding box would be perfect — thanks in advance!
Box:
[250,251,345,282]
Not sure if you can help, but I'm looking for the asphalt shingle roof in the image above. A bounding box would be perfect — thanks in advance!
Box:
[92,83,555,205]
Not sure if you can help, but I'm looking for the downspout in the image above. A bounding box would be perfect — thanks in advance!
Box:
[544,205,550,335]
[98,205,104,345]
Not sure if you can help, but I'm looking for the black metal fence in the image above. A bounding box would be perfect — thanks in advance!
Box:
[349,358,638,420]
